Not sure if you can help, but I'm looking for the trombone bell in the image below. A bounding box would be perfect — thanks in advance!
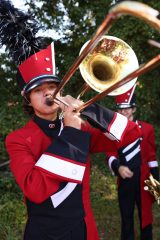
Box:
[79,36,139,96]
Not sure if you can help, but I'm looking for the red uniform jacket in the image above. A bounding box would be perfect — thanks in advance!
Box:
[107,120,158,228]
[139,120,158,228]
[6,116,141,240]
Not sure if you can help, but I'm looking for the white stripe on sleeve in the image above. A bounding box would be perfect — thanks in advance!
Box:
[51,182,77,208]
[35,154,85,182]
[122,139,139,153]
[108,156,117,175]
[109,113,128,141]
[125,145,140,162]
[148,161,158,168]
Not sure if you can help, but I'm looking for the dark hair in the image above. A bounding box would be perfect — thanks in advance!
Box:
[22,88,63,118]
[22,94,35,117]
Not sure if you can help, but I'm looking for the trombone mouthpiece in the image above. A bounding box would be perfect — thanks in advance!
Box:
[45,95,69,107]
[45,97,54,106]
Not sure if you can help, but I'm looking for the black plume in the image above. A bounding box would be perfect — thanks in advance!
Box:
[0,0,45,65]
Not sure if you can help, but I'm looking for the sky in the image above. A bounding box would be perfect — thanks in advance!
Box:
[13,0,27,9]
[0,1,28,53]
[11,0,60,39]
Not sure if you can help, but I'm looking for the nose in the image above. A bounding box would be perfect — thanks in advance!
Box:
[43,87,53,97]
[121,109,126,113]
[118,109,127,115]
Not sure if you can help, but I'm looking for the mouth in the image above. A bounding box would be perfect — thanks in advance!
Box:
[45,96,54,106]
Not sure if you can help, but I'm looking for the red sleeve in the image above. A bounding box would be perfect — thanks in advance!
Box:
[146,125,156,164]
[82,119,142,153]
[142,124,158,168]
[6,127,90,204]
[6,133,60,203]
[117,119,142,147]
[141,123,159,180]
[105,120,142,175]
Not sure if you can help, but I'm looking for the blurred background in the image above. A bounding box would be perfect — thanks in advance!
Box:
[0,0,160,239]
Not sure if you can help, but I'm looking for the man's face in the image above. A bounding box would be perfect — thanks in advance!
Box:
[117,107,136,121]
[29,82,60,120]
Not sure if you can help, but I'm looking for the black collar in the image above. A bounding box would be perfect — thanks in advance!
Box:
[33,115,63,138]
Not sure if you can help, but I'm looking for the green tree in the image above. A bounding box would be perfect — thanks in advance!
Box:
[0,1,160,239]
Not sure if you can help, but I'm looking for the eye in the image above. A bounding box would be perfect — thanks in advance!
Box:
[49,84,57,90]
[34,87,41,93]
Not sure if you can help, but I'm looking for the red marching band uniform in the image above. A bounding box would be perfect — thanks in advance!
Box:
[138,120,157,227]
[5,36,142,240]
[106,86,159,240]
[5,42,142,238]
[1,1,142,239]
[6,110,141,240]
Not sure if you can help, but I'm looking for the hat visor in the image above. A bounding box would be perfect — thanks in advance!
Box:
[116,103,136,109]
[23,75,60,93]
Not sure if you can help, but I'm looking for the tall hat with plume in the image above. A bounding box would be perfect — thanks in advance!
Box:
[115,84,137,109]
[0,0,60,94]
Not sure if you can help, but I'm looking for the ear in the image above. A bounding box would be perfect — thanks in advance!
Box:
[132,107,136,113]
[27,101,32,106]
[21,91,32,105]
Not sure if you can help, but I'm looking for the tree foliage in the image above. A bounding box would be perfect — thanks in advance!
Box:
[0,0,160,163]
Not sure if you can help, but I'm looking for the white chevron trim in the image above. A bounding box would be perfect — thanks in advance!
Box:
[108,156,116,175]
[125,145,140,162]
[108,156,117,169]
[35,154,85,182]
[122,139,139,153]
[109,113,128,141]
[148,161,158,168]
[51,182,77,208]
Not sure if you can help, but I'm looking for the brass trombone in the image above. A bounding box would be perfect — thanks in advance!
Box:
[52,1,160,111]
[144,175,160,205]
[78,35,139,97]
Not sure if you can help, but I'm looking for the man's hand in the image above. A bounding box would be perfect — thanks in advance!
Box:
[118,166,133,179]
[58,95,84,130]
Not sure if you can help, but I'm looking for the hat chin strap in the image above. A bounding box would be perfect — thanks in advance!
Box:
[21,90,31,105]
